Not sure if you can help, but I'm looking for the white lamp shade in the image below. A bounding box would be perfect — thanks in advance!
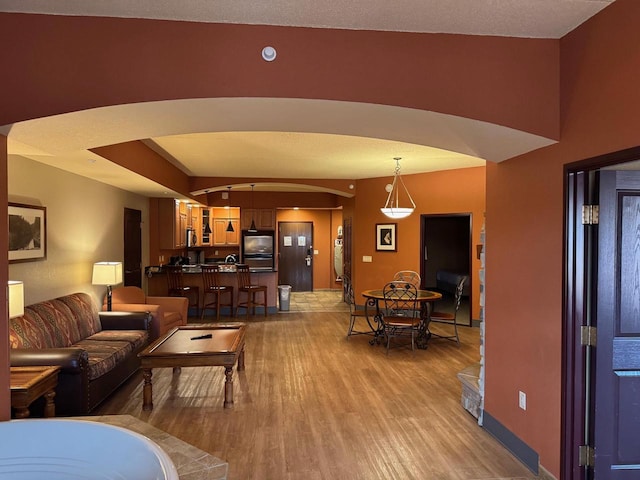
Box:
[92,262,123,286]
[8,280,24,319]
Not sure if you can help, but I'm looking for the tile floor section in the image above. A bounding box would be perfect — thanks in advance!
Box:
[283,289,349,313]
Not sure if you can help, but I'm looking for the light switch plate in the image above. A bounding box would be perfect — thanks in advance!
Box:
[363,256,372,263]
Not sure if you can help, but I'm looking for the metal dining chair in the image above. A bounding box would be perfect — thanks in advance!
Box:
[343,274,372,340]
[201,265,234,321]
[429,275,468,346]
[392,270,421,288]
[235,264,267,317]
[165,265,199,317]
[380,281,420,354]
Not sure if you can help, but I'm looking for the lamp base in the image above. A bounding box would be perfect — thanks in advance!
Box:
[106,285,113,312]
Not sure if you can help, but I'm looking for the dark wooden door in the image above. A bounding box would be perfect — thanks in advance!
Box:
[594,170,640,477]
[278,222,313,292]
[124,208,142,287]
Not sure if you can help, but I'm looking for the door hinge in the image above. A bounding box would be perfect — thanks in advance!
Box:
[578,445,595,467]
[581,326,597,347]
[582,205,599,225]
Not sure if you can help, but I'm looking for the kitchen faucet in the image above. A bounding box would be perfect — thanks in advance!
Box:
[225,254,238,263]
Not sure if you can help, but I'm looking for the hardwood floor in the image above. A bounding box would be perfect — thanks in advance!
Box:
[94,311,537,480]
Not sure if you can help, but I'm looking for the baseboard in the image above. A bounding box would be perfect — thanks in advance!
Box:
[482,410,539,475]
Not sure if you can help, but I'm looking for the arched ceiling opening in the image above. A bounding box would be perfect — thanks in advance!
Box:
[4,97,555,199]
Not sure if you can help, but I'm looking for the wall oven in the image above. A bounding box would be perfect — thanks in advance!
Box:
[241,231,274,271]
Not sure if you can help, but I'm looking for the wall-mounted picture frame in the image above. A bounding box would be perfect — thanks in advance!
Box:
[9,202,47,263]
[376,223,397,251]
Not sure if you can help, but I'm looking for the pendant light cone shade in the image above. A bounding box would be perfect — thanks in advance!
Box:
[248,184,258,232]
[380,157,416,219]
[226,186,235,233]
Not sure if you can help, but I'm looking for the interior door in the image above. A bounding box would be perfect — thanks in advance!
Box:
[123,208,142,287]
[278,222,313,292]
[420,214,472,325]
[594,170,640,477]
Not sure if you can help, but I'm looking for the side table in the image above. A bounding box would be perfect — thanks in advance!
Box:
[10,366,61,418]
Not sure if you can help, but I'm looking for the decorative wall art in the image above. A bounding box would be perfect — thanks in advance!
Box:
[9,202,47,263]
[376,223,397,252]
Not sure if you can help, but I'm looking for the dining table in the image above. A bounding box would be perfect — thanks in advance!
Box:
[361,288,443,349]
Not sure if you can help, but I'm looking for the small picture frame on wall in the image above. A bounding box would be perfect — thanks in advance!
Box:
[9,202,47,263]
[376,223,397,251]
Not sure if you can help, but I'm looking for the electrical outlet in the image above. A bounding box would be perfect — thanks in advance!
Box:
[518,391,527,410]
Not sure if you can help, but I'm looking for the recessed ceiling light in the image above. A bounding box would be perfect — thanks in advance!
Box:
[262,46,277,62]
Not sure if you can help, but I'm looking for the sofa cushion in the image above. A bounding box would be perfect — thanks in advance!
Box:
[73,338,134,381]
[57,293,102,340]
[9,293,102,349]
[89,330,148,351]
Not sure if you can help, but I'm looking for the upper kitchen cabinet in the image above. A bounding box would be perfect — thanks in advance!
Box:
[241,209,276,230]
[188,205,201,245]
[158,199,188,249]
[212,207,240,246]
[201,207,213,246]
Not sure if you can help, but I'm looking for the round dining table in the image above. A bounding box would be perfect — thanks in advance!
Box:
[361,288,442,349]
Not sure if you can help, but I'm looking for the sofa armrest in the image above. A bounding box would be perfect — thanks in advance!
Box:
[107,304,163,339]
[10,347,88,374]
[147,296,188,324]
[99,311,152,331]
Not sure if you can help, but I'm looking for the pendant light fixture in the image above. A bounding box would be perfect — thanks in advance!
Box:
[226,186,235,232]
[248,184,258,233]
[380,157,416,219]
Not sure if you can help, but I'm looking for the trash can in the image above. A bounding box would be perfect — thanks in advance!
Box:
[278,285,292,311]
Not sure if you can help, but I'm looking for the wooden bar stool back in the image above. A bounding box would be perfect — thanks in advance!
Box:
[235,264,268,317]
[201,265,234,321]
[165,265,199,317]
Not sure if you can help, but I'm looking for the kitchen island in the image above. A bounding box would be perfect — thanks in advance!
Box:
[146,265,278,316]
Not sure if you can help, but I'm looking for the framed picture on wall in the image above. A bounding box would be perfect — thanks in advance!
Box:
[9,202,47,263]
[376,223,397,251]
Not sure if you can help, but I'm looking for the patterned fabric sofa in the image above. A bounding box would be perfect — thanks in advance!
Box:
[9,292,151,416]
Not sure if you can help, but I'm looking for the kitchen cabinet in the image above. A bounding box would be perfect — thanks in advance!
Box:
[188,205,201,245]
[241,209,276,230]
[201,207,213,246]
[158,199,188,249]
[213,219,240,246]
[212,207,240,246]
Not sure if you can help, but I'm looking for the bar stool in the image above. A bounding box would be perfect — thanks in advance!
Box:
[201,265,234,321]
[165,265,199,317]
[235,264,267,318]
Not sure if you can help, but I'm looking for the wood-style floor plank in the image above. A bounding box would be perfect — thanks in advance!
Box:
[94,312,537,480]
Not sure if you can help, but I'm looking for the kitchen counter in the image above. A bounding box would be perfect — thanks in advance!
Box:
[146,266,278,315]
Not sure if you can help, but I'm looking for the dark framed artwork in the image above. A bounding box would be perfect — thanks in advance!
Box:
[9,202,47,263]
[376,223,397,251]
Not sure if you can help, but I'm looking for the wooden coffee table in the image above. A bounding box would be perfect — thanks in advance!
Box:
[138,324,246,410]
[10,366,61,418]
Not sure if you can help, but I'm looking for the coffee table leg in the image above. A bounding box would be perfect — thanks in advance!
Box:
[14,405,29,419]
[43,389,56,418]
[238,346,245,371]
[142,368,153,411]
[224,366,234,408]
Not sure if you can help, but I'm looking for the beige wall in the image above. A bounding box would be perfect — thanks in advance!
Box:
[8,156,150,307]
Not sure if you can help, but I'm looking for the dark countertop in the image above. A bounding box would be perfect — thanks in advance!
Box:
[146,265,276,274]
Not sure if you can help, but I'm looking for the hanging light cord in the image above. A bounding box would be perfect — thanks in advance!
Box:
[383,158,416,211]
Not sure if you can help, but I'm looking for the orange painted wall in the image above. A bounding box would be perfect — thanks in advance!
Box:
[484,1,640,476]
[352,167,485,320]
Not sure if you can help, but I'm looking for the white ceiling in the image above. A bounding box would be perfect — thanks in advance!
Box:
[0,1,616,198]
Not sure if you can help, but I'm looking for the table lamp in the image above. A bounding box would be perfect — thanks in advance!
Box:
[8,280,24,318]
[92,262,123,311]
